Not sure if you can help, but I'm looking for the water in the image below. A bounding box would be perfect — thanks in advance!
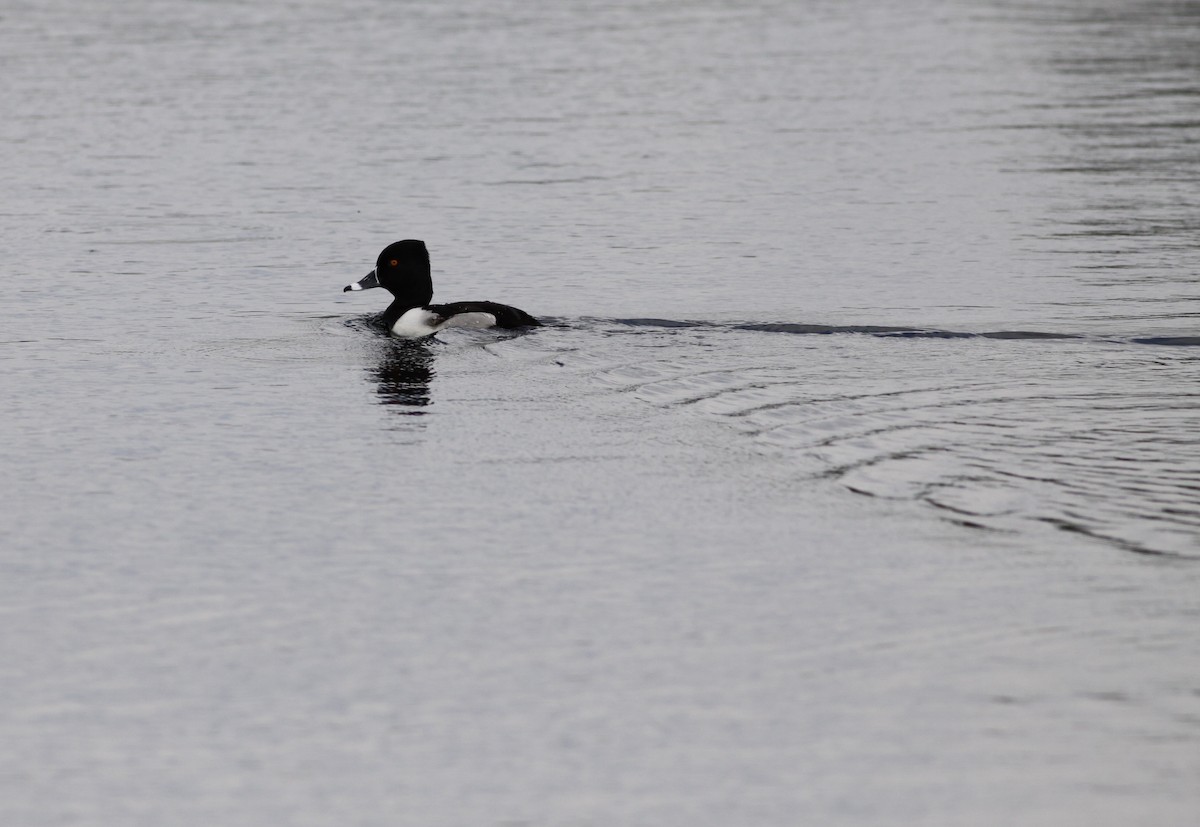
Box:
[2,1,1198,824]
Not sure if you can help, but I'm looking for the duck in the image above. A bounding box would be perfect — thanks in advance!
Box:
[343,240,540,337]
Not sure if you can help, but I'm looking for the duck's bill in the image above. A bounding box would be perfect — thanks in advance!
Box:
[344,268,380,292]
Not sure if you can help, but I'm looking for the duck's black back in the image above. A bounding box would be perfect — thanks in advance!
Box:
[429,301,541,329]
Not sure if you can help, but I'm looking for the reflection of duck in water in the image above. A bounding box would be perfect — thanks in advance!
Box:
[344,240,540,338]
[373,338,434,412]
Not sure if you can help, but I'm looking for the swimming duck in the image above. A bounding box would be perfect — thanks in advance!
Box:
[344,240,540,337]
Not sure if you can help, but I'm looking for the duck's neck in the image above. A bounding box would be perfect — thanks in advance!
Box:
[381,297,422,329]
[379,276,434,329]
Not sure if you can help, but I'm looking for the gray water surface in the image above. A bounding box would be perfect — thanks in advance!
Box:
[2,1,1199,825]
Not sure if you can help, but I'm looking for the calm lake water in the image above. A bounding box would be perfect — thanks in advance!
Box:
[2,0,1198,824]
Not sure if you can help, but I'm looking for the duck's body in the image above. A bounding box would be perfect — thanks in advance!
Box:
[344,240,540,338]
[390,301,540,337]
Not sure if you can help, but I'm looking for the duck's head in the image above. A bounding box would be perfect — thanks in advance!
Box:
[344,239,433,306]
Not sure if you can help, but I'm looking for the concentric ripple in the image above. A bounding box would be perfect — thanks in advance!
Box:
[565,320,1200,558]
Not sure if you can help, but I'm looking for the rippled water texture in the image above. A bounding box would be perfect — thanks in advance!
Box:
[2,1,1198,824]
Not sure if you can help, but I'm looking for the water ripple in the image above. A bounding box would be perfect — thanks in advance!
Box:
[570,319,1200,558]
[614,317,1200,346]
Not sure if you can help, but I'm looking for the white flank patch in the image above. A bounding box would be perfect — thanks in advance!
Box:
[391,308,443,338]
[440,312,497,330]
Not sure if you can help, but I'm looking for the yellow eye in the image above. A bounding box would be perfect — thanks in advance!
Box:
[390,259,398,266]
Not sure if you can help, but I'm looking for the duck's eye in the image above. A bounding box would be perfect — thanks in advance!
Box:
[390,259,398,266]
